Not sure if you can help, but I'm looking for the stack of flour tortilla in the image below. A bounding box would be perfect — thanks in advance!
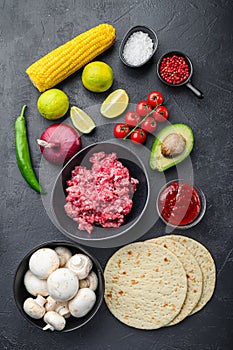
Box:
[104,235,216,329]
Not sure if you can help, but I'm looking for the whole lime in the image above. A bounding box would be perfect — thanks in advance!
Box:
[37,89,69,120]
[82,61,114,93]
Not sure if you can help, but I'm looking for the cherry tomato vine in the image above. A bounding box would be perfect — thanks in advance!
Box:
[114,91,169,145]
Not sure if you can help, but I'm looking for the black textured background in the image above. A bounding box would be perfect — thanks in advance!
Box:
[1,0,233,349]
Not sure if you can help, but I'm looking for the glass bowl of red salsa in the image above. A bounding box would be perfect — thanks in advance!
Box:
[156,179,206,229]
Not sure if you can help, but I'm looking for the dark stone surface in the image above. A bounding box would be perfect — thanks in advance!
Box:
[1,0,232,349]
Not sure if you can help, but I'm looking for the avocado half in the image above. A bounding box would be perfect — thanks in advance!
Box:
[149,124,194,171]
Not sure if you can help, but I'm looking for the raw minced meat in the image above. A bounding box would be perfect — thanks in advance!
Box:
[64,152,139,233]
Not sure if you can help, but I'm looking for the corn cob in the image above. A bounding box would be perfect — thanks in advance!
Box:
[26,23,116,92]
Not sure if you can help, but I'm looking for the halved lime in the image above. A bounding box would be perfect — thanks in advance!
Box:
[100,89,129,118]
[70,106,96,134]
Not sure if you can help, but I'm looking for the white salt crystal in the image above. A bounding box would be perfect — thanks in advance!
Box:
[122,31,154,66]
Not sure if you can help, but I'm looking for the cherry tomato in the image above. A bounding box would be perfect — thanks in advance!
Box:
[136,100,152,117]
[130,128,147,145]
[141,117,157,133]
[114,123,131,138]
[148,91,164,107]
[153,106,169,122]
[124,111,141,127]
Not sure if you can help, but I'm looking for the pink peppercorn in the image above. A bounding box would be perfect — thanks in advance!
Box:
[159,55,190,85]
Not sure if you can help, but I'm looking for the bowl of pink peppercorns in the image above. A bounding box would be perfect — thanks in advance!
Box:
[157,51,203,99]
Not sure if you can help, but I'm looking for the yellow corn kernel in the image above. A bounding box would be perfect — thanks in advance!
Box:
[26,23,116,92]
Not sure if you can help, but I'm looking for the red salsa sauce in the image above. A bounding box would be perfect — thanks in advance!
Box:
[158,182,201,226]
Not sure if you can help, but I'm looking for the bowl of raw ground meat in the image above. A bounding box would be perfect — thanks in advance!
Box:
[51,142,149,244]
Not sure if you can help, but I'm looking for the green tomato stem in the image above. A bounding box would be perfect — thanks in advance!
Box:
[123,105,161,140]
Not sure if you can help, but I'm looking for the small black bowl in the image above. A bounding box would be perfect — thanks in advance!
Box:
[13,241,104,332]
[157,51,203,99]
[50,142,150,244]
[119,25,158,67]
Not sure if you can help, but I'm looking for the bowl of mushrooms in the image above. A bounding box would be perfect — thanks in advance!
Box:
[13,241,104,332]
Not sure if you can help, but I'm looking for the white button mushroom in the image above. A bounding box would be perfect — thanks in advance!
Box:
[55,246,72,267]
[23,295,46,319]
[45,296,70,318]
[24,270,49,297]
[79,271,98,291]
[47,268,79,302]
[66,254,93,279]
[68,288,96,318]
[43,311,66,331]
[29,248,59,279]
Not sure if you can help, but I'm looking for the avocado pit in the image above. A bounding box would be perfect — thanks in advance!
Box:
[161,133,186,158]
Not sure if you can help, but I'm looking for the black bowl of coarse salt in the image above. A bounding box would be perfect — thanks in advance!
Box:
[119,25,158,68]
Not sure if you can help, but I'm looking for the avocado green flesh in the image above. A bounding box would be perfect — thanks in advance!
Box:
[149,124,194,171]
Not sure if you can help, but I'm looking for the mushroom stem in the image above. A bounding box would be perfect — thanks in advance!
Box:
[35,295,47,307]
[56,304,70,318]
[45,296,70,318]
[79,271,98,291]
[43,324,54,331]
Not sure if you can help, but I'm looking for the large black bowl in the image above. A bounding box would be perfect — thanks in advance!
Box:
[50,142,150,244]
[13,241,104,332]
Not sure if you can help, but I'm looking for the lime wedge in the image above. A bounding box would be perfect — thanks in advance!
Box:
[70,106,96,134]
[100,89,129,118]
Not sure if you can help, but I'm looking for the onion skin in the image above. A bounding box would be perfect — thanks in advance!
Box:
[38,124,82,165]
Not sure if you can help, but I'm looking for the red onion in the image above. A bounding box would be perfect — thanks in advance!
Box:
[37,124,82,165]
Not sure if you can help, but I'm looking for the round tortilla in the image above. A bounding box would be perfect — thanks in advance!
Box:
[147,237,203,325]
[170,235,216,314]
[104,242,187,329]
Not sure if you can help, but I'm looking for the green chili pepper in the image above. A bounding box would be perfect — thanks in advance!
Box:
[15,105,44,194]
